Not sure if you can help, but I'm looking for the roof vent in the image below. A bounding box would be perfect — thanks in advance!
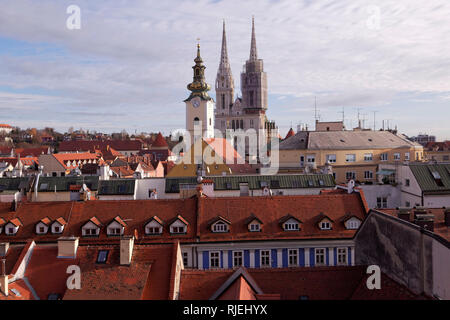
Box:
[414,214,434,232]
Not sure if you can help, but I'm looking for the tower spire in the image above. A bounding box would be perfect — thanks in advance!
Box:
[220,20,230,67]
[250,16,258,61]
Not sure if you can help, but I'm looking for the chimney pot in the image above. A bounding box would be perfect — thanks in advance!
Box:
[0,259,7,296]
[120,236,134,265]
[57,237,79,258]
[414,214,435,232]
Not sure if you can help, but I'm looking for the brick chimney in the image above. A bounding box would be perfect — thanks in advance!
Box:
[0,259,7,296]
[120,236,134,265]
[397,208,410,222]
[445,208,450,227]
[414,214,435,232]
[0,243,9,257]
[57,237,79,258]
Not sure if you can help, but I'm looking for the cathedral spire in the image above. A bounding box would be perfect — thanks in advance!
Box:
[249,16,258,61]
[185,42,211,102]
[220,20,230,67]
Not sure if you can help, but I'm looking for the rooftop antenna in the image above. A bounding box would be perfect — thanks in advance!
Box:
[339,107,345,123]
[372,111,378,131]
[314,96,320,122]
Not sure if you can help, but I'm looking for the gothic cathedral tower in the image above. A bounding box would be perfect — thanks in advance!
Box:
[185,44,215,141]
[241,17,268,111]
[215,21,235,117]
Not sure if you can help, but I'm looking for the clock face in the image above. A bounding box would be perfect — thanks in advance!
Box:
[192,98,200,108]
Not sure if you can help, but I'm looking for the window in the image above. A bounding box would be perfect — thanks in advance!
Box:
[249,223,260,232]
[54,226,60,233]
[288,249,298,266]
[405,179,410,187]
[284,222,299,231]
[146,226,161,235]
[233,251,243,268]
[39,227,45,233]
[364,171,373,179]
[171,226,185,234]
[212,222,228,233]
[376,197,388,208]
[320,221,331,230]
[183,252,188,267]
[326,154,336,163]
[405,152,410,161]
[109,228,121,235]
[394,153,400,161]
[270,180,280,188]
[346,219,360,230]
[260,250,270,267]
[249,91,254,106]
[364,153,373,161]
[306,155,315,163]
[210,251,220,268]
[84,228,98,236]
[337,248,347,265]
[380,153,388,161]
[345,154,356,162]
[315,248,326,266]
[405,201,411,207]
[346,172,356,180]
[96,250,109,264]
[221,94,225,109]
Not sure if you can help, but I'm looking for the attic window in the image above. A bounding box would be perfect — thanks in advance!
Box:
[260,181,268,188]
[212,221,228,233]
[96,250,109,264]
[249,223,260,232]
[284,222,299,231]
[368,138,373,142]
[431,171,444,186]
[225,182,232,190]
[340,139,345,143]
[320,221,331,230]
[319,180,324,186]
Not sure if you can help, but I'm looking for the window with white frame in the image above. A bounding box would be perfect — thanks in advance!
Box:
[210,251,220,268]
[319,221,331,230]
[212,221,228,233]
[182,252,189,267]
[284,221,299,231]
[364,171,373,179]
[306,155,315,163]
[171,226,186,234]
[326,154,336,163]
[337,248,347,265]
[394,153,401,161]
[260,250,270,267]
[364,153,373,161]
[315,248,326,266]
[376,197,388,208]
[288,249,298,266]
[345,218,361,230]
[249,223,260,232]
[345,154,356,162]
[233,251,243,268]
[108,228,122,235]
[405,152,410,161]
[380,153,388,161]
[84,228,98,236]
[146,226,162,235]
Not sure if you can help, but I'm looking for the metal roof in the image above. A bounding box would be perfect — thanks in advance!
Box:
[409,163,450,194]
[35,176,99,192]
[165,174,335,193]
[98,179,135,195]
[0,177,33,191]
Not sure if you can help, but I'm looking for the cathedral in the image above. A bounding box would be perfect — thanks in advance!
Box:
[184,18,278,160]
[215,18,277,157]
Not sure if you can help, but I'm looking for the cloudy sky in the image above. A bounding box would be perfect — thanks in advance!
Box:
[0,0,449,139]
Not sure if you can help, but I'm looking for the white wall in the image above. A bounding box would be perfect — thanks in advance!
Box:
[432,239,450,300]
[359,184,402,209]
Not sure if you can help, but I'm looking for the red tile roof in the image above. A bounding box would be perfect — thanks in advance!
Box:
[0,279,35,300]
[15,147,50,157]
[196,193,367,242]
[151,133,169,148]
[284,128,295,140]
[59,140,144,153]
[179,266,428,300]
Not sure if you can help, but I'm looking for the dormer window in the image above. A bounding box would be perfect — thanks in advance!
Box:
[51,217,67,234]
[145,216,163,235]
[5,218,22,236]
[106,216,126,236]
[246,215,263,233]
[210,216,231,233]
[169,215,188,235]
[36,217,51,235]
[82,217,102,237]
[249,223,260,232]
[344,216,362,230]
[280,216,302,231]
[316,214,334,230]
[285,222,299,231]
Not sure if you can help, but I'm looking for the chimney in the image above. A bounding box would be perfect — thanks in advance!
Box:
[414,214,435,232]
[120,236,134,265]
[1,259,7,296]
[0,243,9,257]
[57,237,79,258]
[445,208,450,227]
[397,208,410,222]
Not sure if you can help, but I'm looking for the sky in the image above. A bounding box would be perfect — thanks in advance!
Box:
[0,0,449,139]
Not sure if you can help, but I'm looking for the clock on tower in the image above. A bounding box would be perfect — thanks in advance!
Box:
[184,43,215,141]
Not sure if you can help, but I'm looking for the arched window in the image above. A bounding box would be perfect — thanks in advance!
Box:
[194,117,200,124]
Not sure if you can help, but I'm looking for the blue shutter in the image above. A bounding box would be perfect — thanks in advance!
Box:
[220,251,224,268]
[255,250,260,268]
[228,250,232,268]
[310,248,315,267]
[326,248,329,266]
[244,250,250,268]
[348,247,352,265]
[271,249,277,268]
[203,251,209,270]
[282,248,288,268]
[299,248,305,267]
[334,247,337,266]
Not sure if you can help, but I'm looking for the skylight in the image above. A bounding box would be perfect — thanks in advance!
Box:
[96,250,109,264]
